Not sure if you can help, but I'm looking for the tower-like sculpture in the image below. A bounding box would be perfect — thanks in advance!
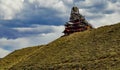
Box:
[63,6,92,35]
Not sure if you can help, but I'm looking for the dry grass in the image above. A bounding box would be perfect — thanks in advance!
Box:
[0,23,120,70]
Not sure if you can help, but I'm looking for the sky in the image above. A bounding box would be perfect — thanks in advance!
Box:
[0,0,120,58]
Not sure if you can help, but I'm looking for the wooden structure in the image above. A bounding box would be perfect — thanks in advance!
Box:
[63,6,93,35]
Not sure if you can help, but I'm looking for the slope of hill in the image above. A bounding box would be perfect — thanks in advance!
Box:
[0,46,42,70]
[0,23,120,70]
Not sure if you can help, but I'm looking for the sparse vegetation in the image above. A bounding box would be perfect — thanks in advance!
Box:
[0,23,120,70]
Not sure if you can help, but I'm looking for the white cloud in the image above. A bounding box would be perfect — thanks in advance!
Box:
[0,38,30,50]
[28,0,69,17]
[62,0,73,4]
[0,33,62,58]
[13,25,64,33]
[90,12,120,27]
[0,25,64,58]
[0,0,120,27]
[28,0,68,11]
[0,32,63,57]
[0,0,70,20]
[0,0,24,20]
[0,0,71,20]
[76,0,120,27]
[0,48,10,58]
[75,0,107,8]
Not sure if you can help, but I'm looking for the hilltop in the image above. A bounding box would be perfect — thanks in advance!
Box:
[0,23,120,70]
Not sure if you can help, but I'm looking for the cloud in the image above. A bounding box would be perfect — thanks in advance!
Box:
[13,25,64,33]
[0,32,63,50]
[0,48,10,58]
[0,0,120,27]
[0,32,63,58]
[62,0,73,5]
[0,0,23,20]
[90,12,120,27]
[21,0,70,21]
[0,0,71,20]
[0,25,64,39]
[0,0,71,27]
[28,0,68,13]
[0,25,64,58]
[76,0,120,27]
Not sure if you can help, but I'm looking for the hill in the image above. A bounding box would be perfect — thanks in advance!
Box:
[0,23,120,70]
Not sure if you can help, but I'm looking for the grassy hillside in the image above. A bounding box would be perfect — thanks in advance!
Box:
[0,23,120,70]
[0,58,2,61]
[0,46,43,70]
